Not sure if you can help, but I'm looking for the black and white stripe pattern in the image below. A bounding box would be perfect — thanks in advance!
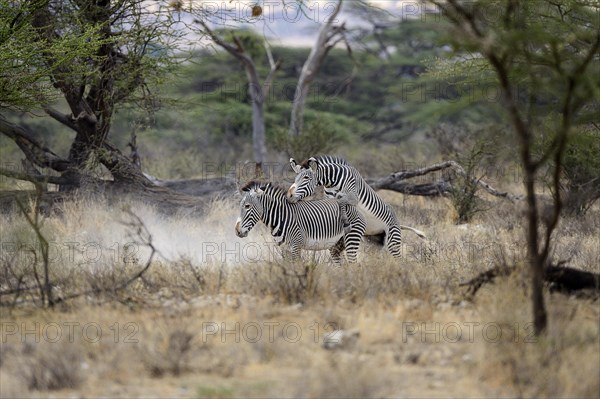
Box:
[235,181,365,262]
[288,156,425,258]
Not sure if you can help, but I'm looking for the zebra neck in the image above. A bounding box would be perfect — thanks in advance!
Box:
[319,165,345,191]
[259,195,287,237]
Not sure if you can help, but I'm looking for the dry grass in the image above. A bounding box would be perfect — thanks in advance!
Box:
[0,193,598,398]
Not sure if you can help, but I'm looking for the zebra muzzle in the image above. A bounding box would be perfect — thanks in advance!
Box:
[287,184,298,202]
[235,219,247,237]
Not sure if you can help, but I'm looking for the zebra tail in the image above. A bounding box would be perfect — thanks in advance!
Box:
[399,225,427,239]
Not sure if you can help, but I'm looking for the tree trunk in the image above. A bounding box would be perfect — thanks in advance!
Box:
[289,0,343,137]
[524,167,548,335]
[251,99,266,174]
[248,78,267,175]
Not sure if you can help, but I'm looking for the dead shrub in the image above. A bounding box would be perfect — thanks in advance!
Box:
[140,258,222,299]
[295,354,386,398]
[322,255,449,304]
[139,328,196,377]
[232,259,322,304]
[4,340,84,391]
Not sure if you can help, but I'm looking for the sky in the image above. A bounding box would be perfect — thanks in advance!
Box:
[162,0,432,48]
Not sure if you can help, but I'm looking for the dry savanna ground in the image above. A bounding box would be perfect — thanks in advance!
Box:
[0,189,599,398]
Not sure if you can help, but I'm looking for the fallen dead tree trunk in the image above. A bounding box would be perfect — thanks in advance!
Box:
[0,186,206,216]
[460,264,600,299]
[545,266,600,294]
[0,176,239,215]
[1,150,520,213]
[0,115,239,214]
[156,177,237,197]
[367,161,522,201]
[368,180,453,197]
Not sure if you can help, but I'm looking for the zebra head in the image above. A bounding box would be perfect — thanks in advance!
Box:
[287,157,319,203]
[235,181,267,238]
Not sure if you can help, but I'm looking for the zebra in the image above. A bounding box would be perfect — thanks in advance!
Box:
[287,156,426,258]
[235,181,366,263]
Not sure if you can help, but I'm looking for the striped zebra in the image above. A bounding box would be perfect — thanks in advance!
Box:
[235,181,366,262]
[287,156,426,258]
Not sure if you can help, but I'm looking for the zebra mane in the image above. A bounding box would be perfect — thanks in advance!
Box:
[300,155,349,169]
[240,180,267,192]
[263,183,287,199]
[240,180,287,199]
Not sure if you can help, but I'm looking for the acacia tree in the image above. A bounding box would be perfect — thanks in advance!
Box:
[196,22,281,176]
[428,0,600,335]
[0,0,181,191]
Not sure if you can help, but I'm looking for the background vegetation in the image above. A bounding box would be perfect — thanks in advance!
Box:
[0,10,495,178]
[1,1,598,397]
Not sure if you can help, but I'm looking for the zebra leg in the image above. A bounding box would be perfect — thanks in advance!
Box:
[329,237,345,264]
[341,205,351,233]
[335,192,357,234]
[282,245,302,261]
[385,224,403,258]
[344,208,366,263]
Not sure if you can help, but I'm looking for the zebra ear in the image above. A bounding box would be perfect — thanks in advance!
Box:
[290,158,301,173]
[255,183,269,195]
[308,157,318,171]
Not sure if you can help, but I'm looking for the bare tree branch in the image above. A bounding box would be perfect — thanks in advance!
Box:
[43,106,77,131]
[264,39,276,69]
[369,161,522,201]
[0,115,71,172]
[367,179,453,197]
[0,167,75,186]
[262,40,283,97]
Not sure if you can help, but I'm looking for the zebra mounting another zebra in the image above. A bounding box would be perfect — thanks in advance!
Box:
[287,156,426,258]
[235,181,366,263]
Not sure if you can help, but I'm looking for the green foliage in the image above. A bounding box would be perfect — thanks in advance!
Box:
[271,112,352,161]
[156,18,457,151]
[0,1,104,111]
[15,3,593,181]
[411,1,600,130]
[1,0,184,121]
[449,142,490,224]
[562,127,600,214]
[401,64,504,126]
[196,384,235,399]
[425,0,600,213]
[564,128,600,186]
[1,9,468,174]
[441,1,598,122]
